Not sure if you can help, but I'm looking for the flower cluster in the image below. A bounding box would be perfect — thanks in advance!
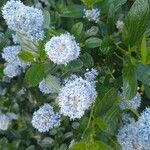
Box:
[39,77,60,94]
[119,91,141,110]
[117,108,150,150]
[2,0,44,41]
[58,75,97,120]
[116,20,124,30]
[2,46,29,78]
[32,104,61,132]
[84,68,98,82]
[83,8,100,23]
[45,33,80,65]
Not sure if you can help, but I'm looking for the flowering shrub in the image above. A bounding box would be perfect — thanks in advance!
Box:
[0,0,150,149]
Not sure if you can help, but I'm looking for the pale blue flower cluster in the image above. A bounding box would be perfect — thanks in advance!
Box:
[84,68,98,82]
[58,75,97,120]
[0,113,12,131]
[116,20,124,30]
[2,0,44,41]
[39,77,60,94]
[83,8,100,23]
[117,108,150,150]
[122,113,135,124]
[2,46,29,78]
[119,91,141,110]
[32,104,60,132]
[45,33,80,65]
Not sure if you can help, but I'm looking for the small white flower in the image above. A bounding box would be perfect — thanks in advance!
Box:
[45,33,80,65]
[117,108,150,150]
[84,68,98,82]
[2,46,30,78]
[83,8,100,23]
[12,34,19,44]
[3,63,21,78]
[2,0,44,41]
[2,46,21,63]
[0,114,12,131]
[116,20,124,30]
[32,104,61,132]
[119,91,141,110]
[39,77,60,94]
[58,76,97,120]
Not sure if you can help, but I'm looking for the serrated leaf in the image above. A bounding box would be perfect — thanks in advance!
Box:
[123,60,137,100]
[122,0,149,47]
[25,64,49,87]
[85,37,102,48]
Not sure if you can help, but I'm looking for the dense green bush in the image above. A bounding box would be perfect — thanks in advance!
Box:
[0,0,150,149]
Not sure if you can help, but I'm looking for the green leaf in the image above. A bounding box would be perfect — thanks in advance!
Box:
[141,34,147,64]
[71,22,83,39]
[43,10,51,29]
[136,64,150,86]
[85,37,102,48]
[65,59,83,72]
[25,64,49,87]
[103,105,121,135]
[123,60,137,100]
[112,0,127,11]
[107,4,115,35]
[122,0,149,47]
[82,0,102,7]
[95,88,118,116]
[80,53,94,68]
[59,4,84,18]
[85,26,99,37]
[95,118,107,131]
[45,75,61,93]
[18,51,37,62]
[144,84,150,99]
[89,141,113,150]
[69,142,86,150]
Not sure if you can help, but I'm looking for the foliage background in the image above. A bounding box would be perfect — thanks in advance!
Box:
[0,0,150,149]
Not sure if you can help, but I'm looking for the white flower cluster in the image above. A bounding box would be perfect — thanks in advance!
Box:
[116,20,124,30]
[2,46,29,78]
[117,108,150,150]
[83,8,100,23]
[119,91,141,110]
[84,68,98,82]
[0,113,12,131]
[39,77,60,94]
[122,113,135,124]
[32,104,60,132]
[0,112,18,131]
[45,33,80,65]
[12,34,19,44]
[58,75,97,120]
[2,0,44,41]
